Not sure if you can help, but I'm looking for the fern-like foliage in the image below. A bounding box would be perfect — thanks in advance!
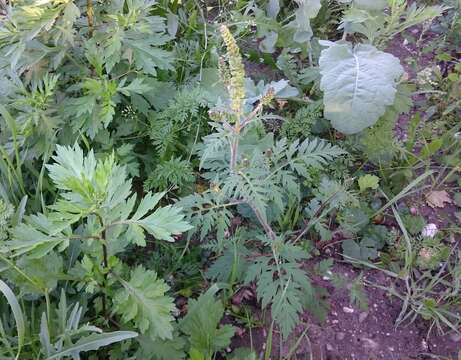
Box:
[245,235,314,339]
[149,86,209,160]
[183,124,345,236]
[144,158,195,193]
[178,191,234,242]
[281,101,323,141]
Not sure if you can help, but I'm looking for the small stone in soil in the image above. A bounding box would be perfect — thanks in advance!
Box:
[359,312,368,323]
[362,338,379,350]
[422,339,428,351]
[343,306,354,313]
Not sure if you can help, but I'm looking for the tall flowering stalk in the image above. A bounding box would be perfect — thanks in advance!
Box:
[219,25,245,121]
[219,25,274,171]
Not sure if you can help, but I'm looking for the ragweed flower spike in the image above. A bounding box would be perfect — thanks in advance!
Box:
[218,56,231,88]
[261,87,275,107]
[220,25,245,118]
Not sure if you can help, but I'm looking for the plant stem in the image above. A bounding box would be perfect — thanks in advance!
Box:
[230,101,264,171]
[101,228,108,320]
[95,214,109,321]
[87,0,94,37]
[247,201,276,241]
[44,291,51,325]
[230,136,239,171]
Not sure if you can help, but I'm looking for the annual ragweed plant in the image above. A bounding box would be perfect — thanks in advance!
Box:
[179,25,349,339]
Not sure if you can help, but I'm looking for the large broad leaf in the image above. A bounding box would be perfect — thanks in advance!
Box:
[338,0,388,11]
[354,0,387,10]
[319,41,403,134]
[288,0,322,43]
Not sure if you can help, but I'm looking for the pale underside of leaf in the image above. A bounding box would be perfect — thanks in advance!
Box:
[319,42,403,134]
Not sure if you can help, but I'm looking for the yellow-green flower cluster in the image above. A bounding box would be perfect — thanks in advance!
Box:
[261,87,275,107]
[218,56,231,88]
[220,25,245,117]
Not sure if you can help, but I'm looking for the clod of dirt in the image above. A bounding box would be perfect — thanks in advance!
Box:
[425,190,453,208]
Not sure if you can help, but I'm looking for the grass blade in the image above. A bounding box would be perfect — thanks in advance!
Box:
[0,279,25,360]
[45,331,138,359]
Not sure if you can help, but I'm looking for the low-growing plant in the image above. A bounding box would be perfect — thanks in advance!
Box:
[0,144,192,355]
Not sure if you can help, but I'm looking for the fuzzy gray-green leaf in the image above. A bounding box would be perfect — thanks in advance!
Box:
[319,42,404,134]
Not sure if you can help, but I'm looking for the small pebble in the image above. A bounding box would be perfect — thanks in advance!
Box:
[422,339,428,351]
[362,338,379,350]
[359,312,368,323]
